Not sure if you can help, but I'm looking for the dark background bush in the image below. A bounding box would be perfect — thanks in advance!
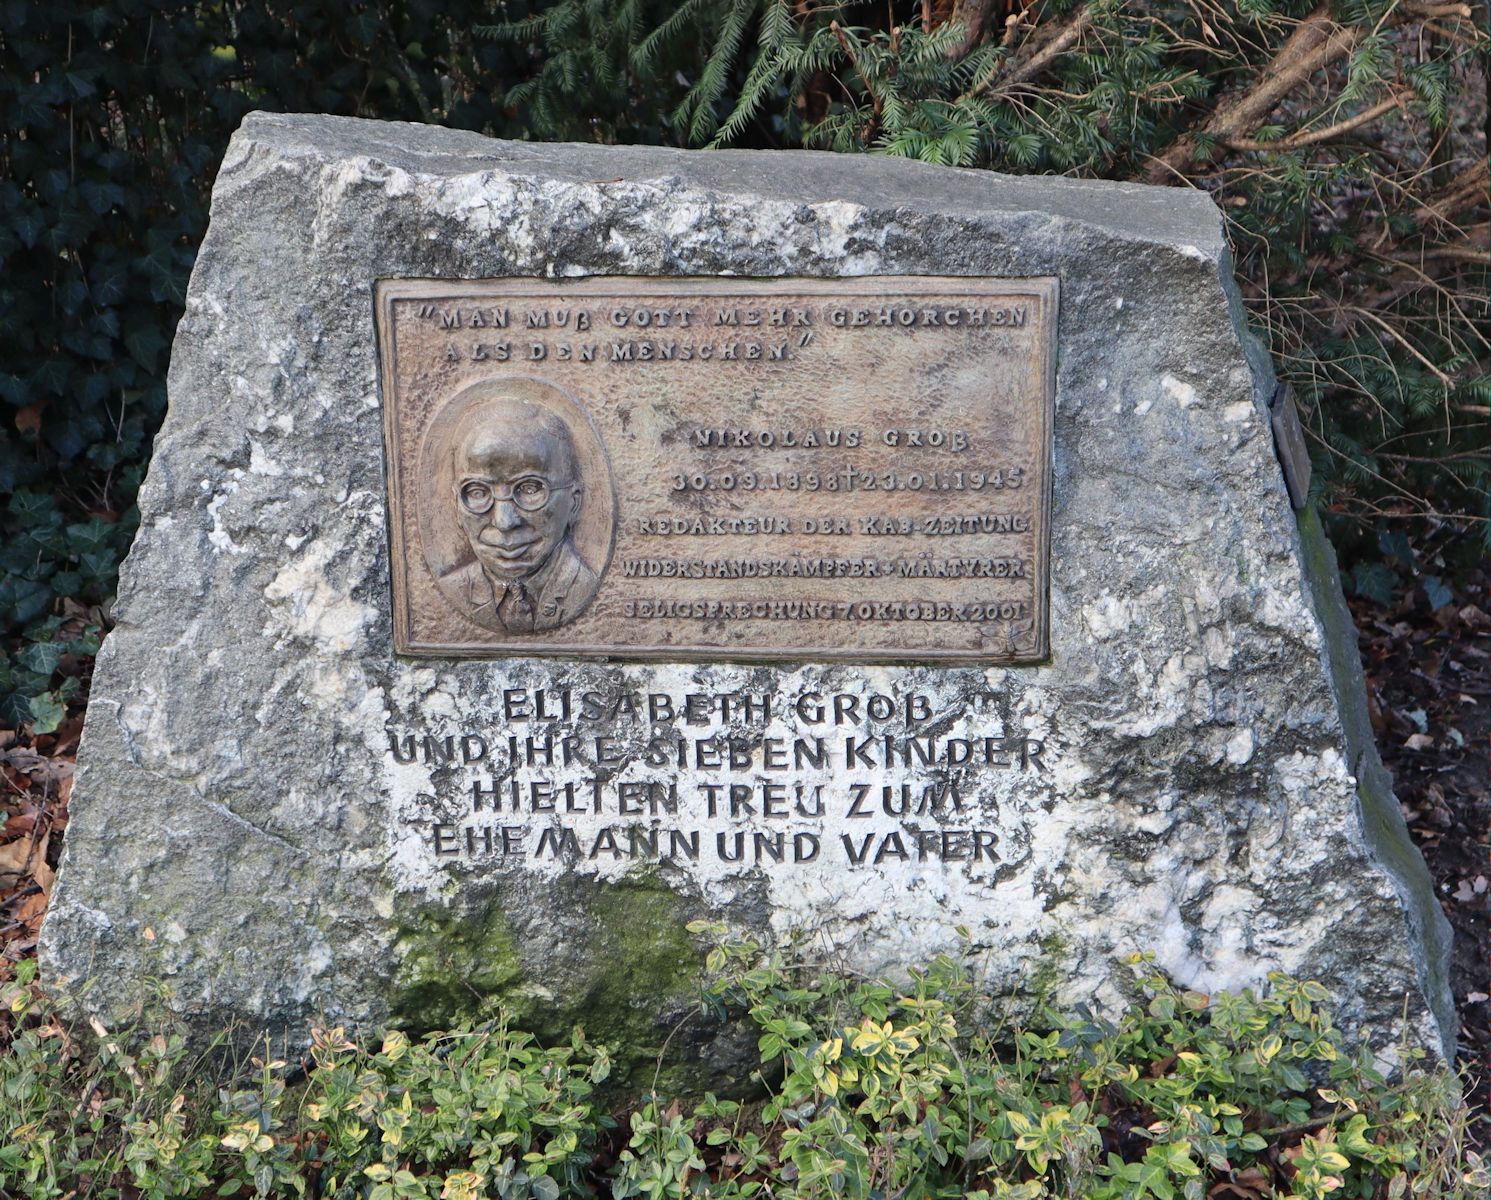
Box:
[0,0,529,726]
[1,0,1486,727]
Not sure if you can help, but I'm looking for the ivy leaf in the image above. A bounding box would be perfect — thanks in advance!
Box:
[124,322,166,370]
[0,692,33,729]
[1352,562,1397,607]
[89,258,130,305]
[0,372,27,407]
[1377,529,1414,565]
[28,691,66,734]
[29,358,71,398]
[79,180,127,214]
[15,640,62,676]
[11,207,44,247]
[64,70,98,98]
[0,577,53,626]
[1423,575,1453,610]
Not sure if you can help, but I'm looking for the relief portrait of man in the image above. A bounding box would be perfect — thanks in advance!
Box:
[432,384,610,633]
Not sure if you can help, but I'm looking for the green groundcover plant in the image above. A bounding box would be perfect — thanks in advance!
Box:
[1,941,1484,1199]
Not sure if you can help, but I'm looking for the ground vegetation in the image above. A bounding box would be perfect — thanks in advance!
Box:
[1,944,1486,1198]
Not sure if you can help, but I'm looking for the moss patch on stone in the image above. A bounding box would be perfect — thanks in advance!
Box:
[388,900,528,1033]
[389,876,705,1088]
[1027,931,1070,1002]
[581,880,699,1047]
[1294,504,1455,1055]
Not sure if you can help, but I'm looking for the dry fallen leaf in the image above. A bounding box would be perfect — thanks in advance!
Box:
[1208,1183,1264,1200]
[0,746,75,786]
[1452,877,1488,902]
[3,811,39,838]
[0,837,38,881]
[11,856,54,928]
[14,402,45,436]
[1209,1166,1272,1200]
[1458,604,1491,628]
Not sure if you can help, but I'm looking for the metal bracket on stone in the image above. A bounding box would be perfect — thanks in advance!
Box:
[1270,381,1312,509]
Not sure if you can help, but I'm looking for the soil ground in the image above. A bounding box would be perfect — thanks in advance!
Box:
[1349,534,1490,1139]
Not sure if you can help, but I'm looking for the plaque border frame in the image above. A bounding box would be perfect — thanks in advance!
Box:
[375,275,1056,665]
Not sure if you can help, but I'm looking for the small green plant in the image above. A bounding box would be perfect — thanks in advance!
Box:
[662,929,1485,1200]
[297,1018,612,1200]
[0,957,614,1199]
[0,610,101,732]
[1,948,1484,1198]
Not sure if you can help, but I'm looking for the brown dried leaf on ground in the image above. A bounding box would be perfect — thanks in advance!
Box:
[0,706,77,976]
[1349,522,1490,1146]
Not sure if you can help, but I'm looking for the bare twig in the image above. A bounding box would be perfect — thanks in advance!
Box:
[1333,225,1490,335]
[965,2,1095,99]
[1385,224,1490,264]
[1343,306,1457,385]
[1221,89,1411,151]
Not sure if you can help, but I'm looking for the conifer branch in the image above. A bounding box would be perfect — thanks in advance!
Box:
[1400,1,1474,18]
[829,21,882,142]
[1330,221,1489,336]
[963,3,1095,101]
[381,1,437,123]
[1143,1,1478,182]
[1221,89,1411,152]
[1410,156,1489,230]
[998,4,1094,90]
[1386,224,1488,263]
[1142,3,1371,182]
[945,0,1000,59]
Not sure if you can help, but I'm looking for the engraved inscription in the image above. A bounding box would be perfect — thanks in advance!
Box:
[377,277,1056,662]
[386,686,1047,879]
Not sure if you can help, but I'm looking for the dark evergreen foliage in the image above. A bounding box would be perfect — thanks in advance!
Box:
[1,0,1485,725]
[485,0,1489,564]
[0,0,523,726]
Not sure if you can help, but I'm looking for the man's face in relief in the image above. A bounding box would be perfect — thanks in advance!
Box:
[454,401,582,582]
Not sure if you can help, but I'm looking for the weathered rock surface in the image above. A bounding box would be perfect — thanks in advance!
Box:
[43,113,1453,1069]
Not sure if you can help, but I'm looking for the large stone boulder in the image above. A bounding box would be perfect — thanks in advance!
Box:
[42,113,1453,1074]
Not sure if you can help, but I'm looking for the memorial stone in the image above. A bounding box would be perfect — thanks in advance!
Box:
[43,113,1454,1073]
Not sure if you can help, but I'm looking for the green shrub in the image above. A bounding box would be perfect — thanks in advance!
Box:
[0,0,525,727]
[3,2,1484,724]
[2,948,1483,1198]
[0,958,614,1200]
[486,0,1490,575]
[664,932,1484,1199]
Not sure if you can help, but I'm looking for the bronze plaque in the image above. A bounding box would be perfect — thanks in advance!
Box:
[376,276,1055,662]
